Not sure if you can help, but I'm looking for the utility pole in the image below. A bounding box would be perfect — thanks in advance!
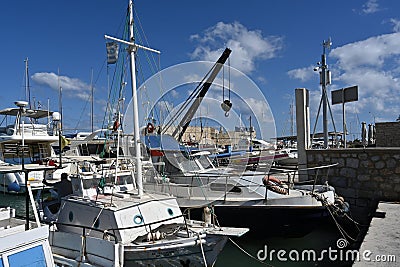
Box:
[315,38,332,148]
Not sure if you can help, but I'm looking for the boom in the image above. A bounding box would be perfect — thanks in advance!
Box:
[170,48,232,141]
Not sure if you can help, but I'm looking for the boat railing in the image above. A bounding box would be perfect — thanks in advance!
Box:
[106,213,190,238]
[51,212,192,243]
[50,220,119,243]
[10,123,51,136]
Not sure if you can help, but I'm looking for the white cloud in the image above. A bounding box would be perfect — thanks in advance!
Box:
[362,0,380,14]
[322,32,400,122]
[390,18,400,32]
[287,65,317,82]
[190,21,283,74]
[330,33,400,70]
[31,72,90,101]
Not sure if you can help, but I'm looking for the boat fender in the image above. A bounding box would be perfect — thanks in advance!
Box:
[113,119,120,131]
[334,196,349,213]
[7,180,21,192]
[48,159,58,167]
[147,230,165,241]
[203,206,212,225]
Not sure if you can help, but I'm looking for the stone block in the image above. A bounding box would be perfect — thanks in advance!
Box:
[328,176,348,188]
[393,175,400,183]
[340,167,357,178]
[373,176,384,182]
[394,184,400,193]
[346,158,359,168]
[360,160,372,168]
[375,161,385,169]
[358,153,368,160]
[379,182,393,191]
[360,181,379,190]
[355,198,370,207]
[386,158,397,169]
[315,154,324,163]
[337,158,345,167]
[357,189,375,198]
[370,155,380,162]
[393,154,400,160]
[381,169,393,176]
[357,174,370,182]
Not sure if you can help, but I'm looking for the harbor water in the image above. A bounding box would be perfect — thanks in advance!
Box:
[0,193,353,267]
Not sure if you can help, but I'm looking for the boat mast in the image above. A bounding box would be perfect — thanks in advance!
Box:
[58,68,63,134]
[127,0,143,196]
[24,58,31,109]
[105,0,160,197]
[90,68,94,133]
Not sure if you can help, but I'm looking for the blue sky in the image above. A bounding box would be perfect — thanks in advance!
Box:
[1,0,400,140]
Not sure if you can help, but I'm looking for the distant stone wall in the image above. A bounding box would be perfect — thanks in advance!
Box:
[375,121,400,147]
[306,148,400,216]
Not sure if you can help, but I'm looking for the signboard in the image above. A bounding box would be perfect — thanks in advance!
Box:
[332,86,358,105]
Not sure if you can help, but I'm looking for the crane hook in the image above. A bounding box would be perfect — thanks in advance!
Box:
[221,99,232,117]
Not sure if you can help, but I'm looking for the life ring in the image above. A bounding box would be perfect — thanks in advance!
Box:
[113,120,120,131]
[147,123,155,134]
[262,175,287,195]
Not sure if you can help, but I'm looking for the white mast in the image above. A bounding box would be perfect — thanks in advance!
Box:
[128,0,143,196]
[24,58,31,109]
[105,0,160,197]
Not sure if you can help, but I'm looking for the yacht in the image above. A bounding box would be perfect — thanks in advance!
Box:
[142,134,348,233]
[0,100,60,193]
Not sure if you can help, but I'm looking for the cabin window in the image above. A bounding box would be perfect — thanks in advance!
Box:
[69,211,74,222]
[115,175,134,185]
[134,214,143,224]
[167,208,174,216]
[177,155,201,172]
[0,258,3,267]
[7,245,46,266]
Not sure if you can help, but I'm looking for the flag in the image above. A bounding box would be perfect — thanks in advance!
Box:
[106,42,119,64]
[60,135,70,150]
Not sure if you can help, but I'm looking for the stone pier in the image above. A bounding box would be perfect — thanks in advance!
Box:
[306,148,400,221]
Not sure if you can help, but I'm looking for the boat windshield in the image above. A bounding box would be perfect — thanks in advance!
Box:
[176,154,202,173]
[197,155,214,170]
[115,174,134,185]
[81,174,134,189]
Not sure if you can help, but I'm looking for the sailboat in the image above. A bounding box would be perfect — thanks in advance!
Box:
[46,1,248,266]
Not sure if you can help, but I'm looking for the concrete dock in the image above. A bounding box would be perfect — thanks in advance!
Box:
[353,202,399,266]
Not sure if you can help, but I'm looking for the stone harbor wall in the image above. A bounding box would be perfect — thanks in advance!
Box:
[306,148,400,220]
[375,121,400,147]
